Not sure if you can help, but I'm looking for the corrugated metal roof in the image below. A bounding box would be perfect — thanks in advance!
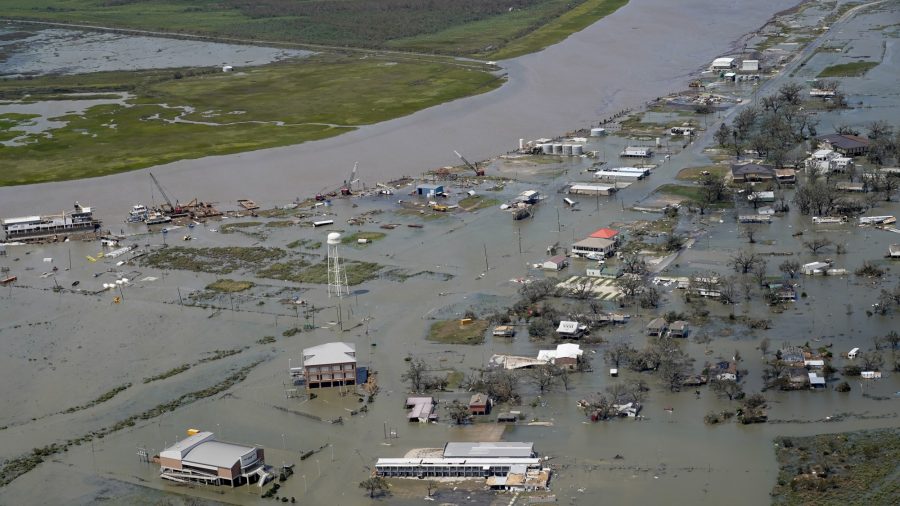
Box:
[184,440,256,468]
[443,442,534,458]
[302,342,356,367]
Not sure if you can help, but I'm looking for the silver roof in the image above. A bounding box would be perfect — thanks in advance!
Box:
[443,442,534,458]
[184,440,257,467]
[302,341,357,367]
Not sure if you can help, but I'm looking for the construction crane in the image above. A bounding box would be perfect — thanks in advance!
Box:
[454,150,485,176]
[341,162,359,196]
[149,172,182,215]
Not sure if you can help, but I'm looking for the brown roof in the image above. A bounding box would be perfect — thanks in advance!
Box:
[469,393,489,406]
[819,134,870,150]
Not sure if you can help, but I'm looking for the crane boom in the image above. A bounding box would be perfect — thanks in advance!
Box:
[454,150,484,176]
[149,172,175,210]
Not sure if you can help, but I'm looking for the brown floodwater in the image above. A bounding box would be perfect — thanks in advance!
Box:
[2,1,899,505]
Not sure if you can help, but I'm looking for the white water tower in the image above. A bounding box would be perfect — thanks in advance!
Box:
[326,232,349,298]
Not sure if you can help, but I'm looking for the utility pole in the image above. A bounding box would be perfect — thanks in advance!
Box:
[557,208,561,232]
[482,243,489,272]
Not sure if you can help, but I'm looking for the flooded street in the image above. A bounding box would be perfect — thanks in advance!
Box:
[2,1,899,505]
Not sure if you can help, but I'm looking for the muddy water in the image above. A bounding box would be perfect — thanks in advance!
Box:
[3,1,900,505]
[0,26,311,76]
[0,0,796,221]
[1,166,897,505]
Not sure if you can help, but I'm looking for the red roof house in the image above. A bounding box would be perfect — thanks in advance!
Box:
[590,228,619,240]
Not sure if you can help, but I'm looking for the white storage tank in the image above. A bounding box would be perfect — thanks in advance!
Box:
[572,145,584,156]
[590,127,607,136]
[553,143,563,154]
[562,144,573,156]
[542,143,554,154]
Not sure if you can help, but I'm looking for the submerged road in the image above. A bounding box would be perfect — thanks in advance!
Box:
[0,0,797,221]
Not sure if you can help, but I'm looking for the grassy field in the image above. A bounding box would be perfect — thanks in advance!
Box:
[772,429,900,505]
[206,279,255,292]
[0,55,502,186]
[817,61,879,78]
[653,184,733,207]
[458,195,501,211]
[427,319,489,345]
[141,246,286,274]
[675,166,729,181]
[487,0,628,59]
[0,0,626,57]
[342,231,387,245]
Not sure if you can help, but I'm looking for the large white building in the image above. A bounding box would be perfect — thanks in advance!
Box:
[159,432,266,486]
[375,442,549,490]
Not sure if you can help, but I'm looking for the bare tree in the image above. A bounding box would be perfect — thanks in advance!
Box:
[718,276,738,305]
[859,351,884,371]
[447,400,471,425]
[751,259,768,287]
[804,237,833,255]
[604,341,635,368]
[730,250,760,274]
[402,358,429,392]
[759,337,771,357]
[779,259,800,279]
[710,379,743,400]
[741,225,759,244]
[621,253,648,275]
[552,364,571,391]
[616,275,644,300]
[528,365,557,394]
[657,349,694,392]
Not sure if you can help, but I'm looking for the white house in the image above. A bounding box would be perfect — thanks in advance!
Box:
[556,321,587,339]
[741,59,759,72]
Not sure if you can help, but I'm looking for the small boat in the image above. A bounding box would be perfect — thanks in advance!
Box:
[126,204,149,223]
[146,212,172,225]
[238,199,260,210]
[182,235,192,241]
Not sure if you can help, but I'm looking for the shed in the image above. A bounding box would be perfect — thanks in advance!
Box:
[620,146,653,158]
[741,59,759,72]
[416,183,444,196]
[497,412,518,423]
[646,317,668,336]
[222,65,234,72]
[889,244,900,258]
[711,57,736,69]
[848,347,859,359]
[542,255,568,271]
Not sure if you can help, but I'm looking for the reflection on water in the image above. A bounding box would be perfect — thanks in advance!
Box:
[0,26,311,77]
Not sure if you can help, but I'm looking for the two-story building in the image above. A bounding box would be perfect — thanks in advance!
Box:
[301,342,357,390]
